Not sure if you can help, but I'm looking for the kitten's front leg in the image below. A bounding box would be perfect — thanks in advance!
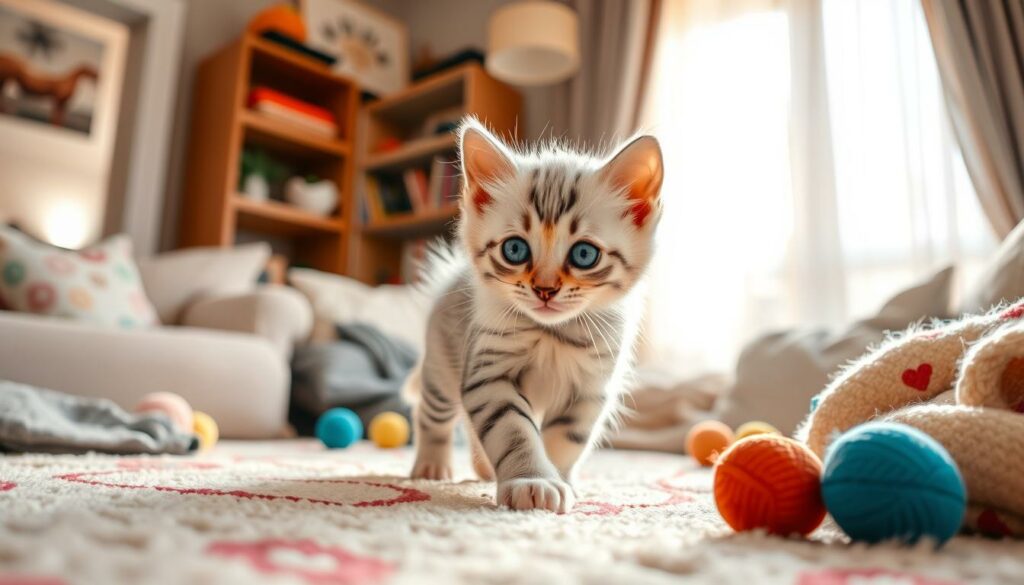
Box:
[462,368,574,513]
[543,388,608,484]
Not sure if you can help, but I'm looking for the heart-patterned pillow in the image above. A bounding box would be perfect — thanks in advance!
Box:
[0,225,159,328]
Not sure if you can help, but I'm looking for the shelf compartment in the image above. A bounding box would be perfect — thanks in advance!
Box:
[363,133,456,172]
[362,205,459,238]
[240,110,351,158]
[365,65,468,126]
[233,196,344,236]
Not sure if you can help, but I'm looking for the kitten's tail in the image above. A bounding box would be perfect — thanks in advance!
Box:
[413,238,468,301]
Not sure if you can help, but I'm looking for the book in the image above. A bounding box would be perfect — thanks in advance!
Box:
[364,176,386,222]
[428,157,445,208]
[414,170,430,209]
[377,174,413,215]
[429,156,460,208]
[403,170,422,212]
[247,86,338,136]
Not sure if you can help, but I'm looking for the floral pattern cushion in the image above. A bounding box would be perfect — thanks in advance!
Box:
[0,226,159,328]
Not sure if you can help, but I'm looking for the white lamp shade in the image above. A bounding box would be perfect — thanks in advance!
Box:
[487,1,580,86]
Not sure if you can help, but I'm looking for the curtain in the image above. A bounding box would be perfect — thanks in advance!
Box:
[921,0,1024,239]
[546,0,656,144]
[638,0,996,378]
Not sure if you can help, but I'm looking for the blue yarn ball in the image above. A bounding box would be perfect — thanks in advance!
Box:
[315,408,363,449]
[822,422,966,546]
[809,394,822,413]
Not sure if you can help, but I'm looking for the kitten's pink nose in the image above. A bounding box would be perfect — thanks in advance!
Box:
[532,285,560,302]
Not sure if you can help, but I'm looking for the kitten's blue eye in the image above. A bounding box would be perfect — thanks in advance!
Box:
[568,241,600,269]
[501,237,531,265]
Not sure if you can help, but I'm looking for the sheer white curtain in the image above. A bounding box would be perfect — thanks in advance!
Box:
[640,0,997,378]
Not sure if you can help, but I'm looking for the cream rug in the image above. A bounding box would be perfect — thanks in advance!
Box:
[2,440,1023,585]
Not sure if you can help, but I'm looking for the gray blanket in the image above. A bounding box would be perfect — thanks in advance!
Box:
[291,323,417,431]
[0,381,197,454]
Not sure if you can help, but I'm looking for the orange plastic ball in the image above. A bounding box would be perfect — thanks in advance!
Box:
[713,435,826,536]
[247,5,307,42]
[686,421,734,466]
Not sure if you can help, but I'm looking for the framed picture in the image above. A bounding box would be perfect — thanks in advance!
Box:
[0,0,110,135]
[300,0,408,97]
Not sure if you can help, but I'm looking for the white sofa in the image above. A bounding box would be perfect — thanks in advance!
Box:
[0,246,312,438]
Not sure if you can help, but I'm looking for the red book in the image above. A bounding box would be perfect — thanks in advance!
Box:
[247,86,335,124]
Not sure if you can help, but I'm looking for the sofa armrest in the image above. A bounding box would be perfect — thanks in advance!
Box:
[179,285,312,356]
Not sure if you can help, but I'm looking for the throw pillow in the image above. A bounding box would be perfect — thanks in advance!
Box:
[961,218,1024,314]
[137,243,270,325]
[715,265,956,435]
[0,226,159,328]
[288,267,431,350]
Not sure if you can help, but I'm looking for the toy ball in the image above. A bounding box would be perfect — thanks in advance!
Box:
[368,412,410,448]
[247,4,307,42]
[315,408,363,449]
[134,392,193,431]
[686,420,734,466]
[192,411,219,451]
[822,422,966,546]
[735,421,780,441]
[714,435,826,536]
[809,394,822,413]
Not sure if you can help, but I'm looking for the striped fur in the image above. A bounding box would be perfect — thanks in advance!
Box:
[404,119,664,513]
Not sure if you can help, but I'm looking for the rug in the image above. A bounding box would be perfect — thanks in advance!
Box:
[1,441,1023,585]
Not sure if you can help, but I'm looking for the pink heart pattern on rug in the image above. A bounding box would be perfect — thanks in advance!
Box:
[55,465,429,508]
[901,363,932,392]
[208,539,393,585]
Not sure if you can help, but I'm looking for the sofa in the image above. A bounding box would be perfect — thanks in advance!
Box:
[0,243,312,438]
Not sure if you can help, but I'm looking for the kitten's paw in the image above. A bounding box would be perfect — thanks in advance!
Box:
[472,452,496,481]
[498,476,576,514]
[411,459,452,481]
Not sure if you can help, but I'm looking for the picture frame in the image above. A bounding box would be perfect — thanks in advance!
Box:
[299,0,409,97]
[0,0,117,137]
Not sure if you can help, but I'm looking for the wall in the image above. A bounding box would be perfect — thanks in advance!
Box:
[397,0,553,141]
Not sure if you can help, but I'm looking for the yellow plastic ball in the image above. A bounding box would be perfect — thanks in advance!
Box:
[686,420,734,466]
[193,411,219,451]
[368,412,410,448]
[735,421,780,441]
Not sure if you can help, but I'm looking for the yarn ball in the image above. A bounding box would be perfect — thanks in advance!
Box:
[735,421,780,440]
[368,412,410,448]
[713,435,826,536]
[315,408,363,449]
[192,411,219,451]
[134,392,193,431]
[686,421,734,466]
[821,422,966,546]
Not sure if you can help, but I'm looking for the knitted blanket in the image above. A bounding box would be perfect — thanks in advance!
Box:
[800,301,1024,536]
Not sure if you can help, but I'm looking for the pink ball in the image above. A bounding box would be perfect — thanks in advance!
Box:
[134,392,193,431]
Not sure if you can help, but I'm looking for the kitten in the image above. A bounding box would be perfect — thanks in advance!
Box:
[404,119,664,513]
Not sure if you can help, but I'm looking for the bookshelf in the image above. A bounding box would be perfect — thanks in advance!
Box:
[179,34,358,274]
[350,63,521,284]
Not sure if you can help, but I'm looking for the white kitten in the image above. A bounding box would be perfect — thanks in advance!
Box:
[404,118,664,513]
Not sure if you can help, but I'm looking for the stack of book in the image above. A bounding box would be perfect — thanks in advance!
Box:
[363,155,462,222]
[246,86,338,137]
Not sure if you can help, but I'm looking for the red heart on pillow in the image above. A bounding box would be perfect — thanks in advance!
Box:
[901,363,932,392]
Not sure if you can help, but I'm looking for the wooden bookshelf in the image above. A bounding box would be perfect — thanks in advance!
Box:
[350,63,521,284]
[179,34,358,274]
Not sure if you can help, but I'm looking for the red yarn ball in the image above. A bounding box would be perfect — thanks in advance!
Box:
[713,435,826,536]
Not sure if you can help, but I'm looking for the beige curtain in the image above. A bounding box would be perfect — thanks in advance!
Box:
[547,0,658,145]
[922,0,1024,239]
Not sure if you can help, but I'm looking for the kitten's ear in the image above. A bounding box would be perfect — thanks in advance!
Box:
[600,136,664,227]
[460,121,514,214]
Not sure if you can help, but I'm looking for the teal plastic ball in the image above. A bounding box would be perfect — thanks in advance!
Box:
[315,408,363,449]
[809,394,822,413]
[822,422,966,546]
